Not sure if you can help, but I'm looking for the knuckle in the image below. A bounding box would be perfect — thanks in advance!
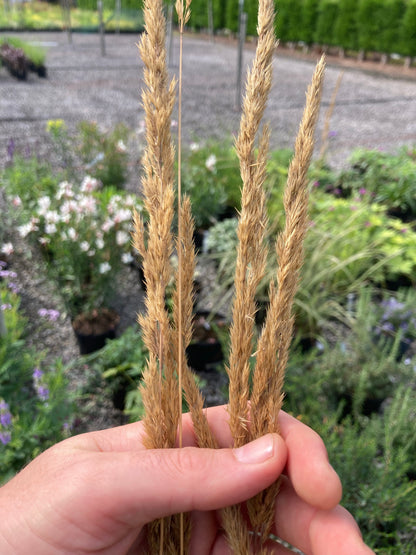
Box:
[166,447,211,478]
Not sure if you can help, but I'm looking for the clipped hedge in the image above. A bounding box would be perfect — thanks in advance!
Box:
[176,0,415,58]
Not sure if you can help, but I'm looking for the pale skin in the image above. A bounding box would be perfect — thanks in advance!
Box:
[0,406,375,555]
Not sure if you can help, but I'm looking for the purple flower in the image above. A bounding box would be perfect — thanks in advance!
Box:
[359,188,367,196]
[36,385,49,402]
[328,130,338,138]
[6,138,15,162]
[0,411,12,427]
[33,367,43,380]
[33,368,49,402]
[8,282,20,294]
[0,304,12,311]
[0,270,17,279]
[38,308,60,322]
[0,431,11,445]
[0,399,13,445]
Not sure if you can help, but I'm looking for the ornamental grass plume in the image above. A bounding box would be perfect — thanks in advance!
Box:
[246,55,325,544]
[132,0,181,550]
[134,0,325,551]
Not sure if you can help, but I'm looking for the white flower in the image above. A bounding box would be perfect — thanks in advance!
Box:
[122,252,134,264]
[61,200,77,215]
[45,223,57,235]
[80,241,90,252]
[45,210,60,224]
[78,195,97,214]
[101,219,114,233]
[88,249,96,257]
[38,237,50,246]
[96,238,105,250]
[80,176,100,193]
[99,262,111,274]
[1,243,13,256]
[205,154,217,172]
[12,196,22,207]
[116,230,129,246]
[190,142,200,152]
[67,228,77,240]
[113,208,131,224]
[18,222,34,238]
[116,139,127,152]
[37,196,51,215]
[56,181,74,200]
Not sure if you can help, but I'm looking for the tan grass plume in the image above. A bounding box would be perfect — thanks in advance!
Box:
[134,0,325,551]
[247,54,326,542]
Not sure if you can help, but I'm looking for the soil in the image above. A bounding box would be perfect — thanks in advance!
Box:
[72,308,120,335]
[1,31,416,432]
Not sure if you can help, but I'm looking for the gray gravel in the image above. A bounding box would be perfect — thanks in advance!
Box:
[1,31,416,172]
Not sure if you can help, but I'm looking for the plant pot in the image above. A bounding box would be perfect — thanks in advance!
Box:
[72,308,120,355]
[186,311,226,372]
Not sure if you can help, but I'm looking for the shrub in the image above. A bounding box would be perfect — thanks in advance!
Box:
[322,391,416,552]
[75,121,130,188]
[378,0,406,56]
[181,141,238,229]
[337,148,416,219]
[301,0,320,46]
[17,178,139,317]
[357,0,385,53]
[1,154,58,212]
[314,0,339,46]
[333,0,359,51]
[275,0,304,43]
[399,0,416,57]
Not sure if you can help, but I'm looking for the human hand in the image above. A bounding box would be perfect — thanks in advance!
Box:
[0,406,374,554]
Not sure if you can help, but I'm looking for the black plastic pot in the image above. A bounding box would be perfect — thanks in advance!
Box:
[74,327,117,355]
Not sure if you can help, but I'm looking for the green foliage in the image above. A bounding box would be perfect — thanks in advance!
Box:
[337,148,416,218]
[357,0,384,53]
[0,35,46,65]
[225,0,239,33]
[212,0,226,30]
[275,0,304,43]
[284,290,416,551]
[333,0,359,51]
[399,0,416,57]
[301,0,320,46]
[74,121,130,188]
[181,141,239,228]
[322,392,416,551]
[0,0,144,32]
[0,279,73,484]
[1,154,58,212]
[378,0,406,55]
[314,0,339,46]
[82,326,147,421]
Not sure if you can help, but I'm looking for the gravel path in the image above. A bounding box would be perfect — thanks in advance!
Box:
[1,31,416,172]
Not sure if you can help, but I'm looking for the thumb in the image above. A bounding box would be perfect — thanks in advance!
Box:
[91,433,287,525]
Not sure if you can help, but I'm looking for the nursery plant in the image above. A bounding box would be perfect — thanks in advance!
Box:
[0,272,73,484]
[335,147,416,220]
[17,178,140,329]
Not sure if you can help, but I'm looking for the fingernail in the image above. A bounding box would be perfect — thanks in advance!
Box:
[233,434,275,464]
